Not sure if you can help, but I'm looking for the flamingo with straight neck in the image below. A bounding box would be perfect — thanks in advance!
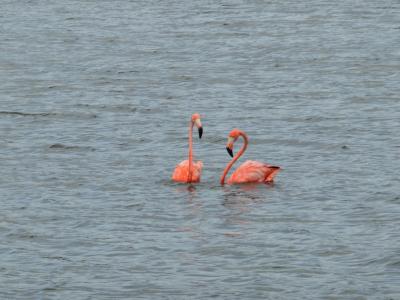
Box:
[220,129,280,185]
[172,113,203,183]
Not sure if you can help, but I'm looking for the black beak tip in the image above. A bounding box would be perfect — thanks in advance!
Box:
[198,127,203,139]
[226,147,233,157]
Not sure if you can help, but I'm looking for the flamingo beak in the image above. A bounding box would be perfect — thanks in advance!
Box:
[226,147,233,157]
[194,118,203,139]
[226,137,234,157]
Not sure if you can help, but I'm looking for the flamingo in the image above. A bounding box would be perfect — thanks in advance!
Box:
[172,113,204,183]
[220,129,281,185]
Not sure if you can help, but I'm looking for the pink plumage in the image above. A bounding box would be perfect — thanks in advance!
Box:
[172,160,203,183]
[221,129,281,185]
[227,160,280,184]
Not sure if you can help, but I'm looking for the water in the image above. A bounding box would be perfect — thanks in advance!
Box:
[1,0,400,299]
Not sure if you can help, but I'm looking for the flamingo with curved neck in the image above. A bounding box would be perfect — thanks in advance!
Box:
[220,129,280,185]
[172,113,203,183]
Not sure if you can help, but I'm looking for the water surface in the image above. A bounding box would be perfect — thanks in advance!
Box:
[1,0,400,299]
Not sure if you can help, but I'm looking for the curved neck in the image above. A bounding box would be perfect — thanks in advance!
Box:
[188,121,194,183]
[220,132,248,185]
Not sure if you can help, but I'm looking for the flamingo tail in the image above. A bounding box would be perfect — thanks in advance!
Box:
[265,166,281,183]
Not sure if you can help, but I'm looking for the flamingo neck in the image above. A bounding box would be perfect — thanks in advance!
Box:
[220,131,248,185]
[188,121,194,183]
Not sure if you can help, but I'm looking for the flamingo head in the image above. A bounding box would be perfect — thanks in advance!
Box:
[191,113,203,138]
[226,129,241,157]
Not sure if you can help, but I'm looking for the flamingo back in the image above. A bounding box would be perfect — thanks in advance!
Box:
[172,160,203,183]
[228,160,280,184]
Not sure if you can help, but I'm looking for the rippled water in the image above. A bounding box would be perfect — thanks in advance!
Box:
[1,0,400,299]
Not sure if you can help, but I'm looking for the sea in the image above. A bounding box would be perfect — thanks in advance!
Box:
[1,0,399,299]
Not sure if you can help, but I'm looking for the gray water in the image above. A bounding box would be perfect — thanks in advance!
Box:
[1,0,400,299]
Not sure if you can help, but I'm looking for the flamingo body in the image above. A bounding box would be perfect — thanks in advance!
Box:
[227,160,280,184]
[220,129,281,185]
[172,160,203,183]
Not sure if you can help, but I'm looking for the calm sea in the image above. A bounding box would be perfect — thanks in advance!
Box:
[1,0,399,299]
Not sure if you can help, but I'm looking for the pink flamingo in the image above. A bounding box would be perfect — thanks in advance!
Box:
[172,113,203,183]
[220,129,281,185]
